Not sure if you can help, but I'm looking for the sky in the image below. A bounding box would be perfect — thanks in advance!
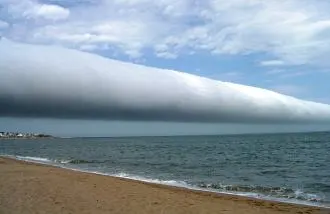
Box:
[0,0,330,136]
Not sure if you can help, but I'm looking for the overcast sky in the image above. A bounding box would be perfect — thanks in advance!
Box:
[1,0,330,136]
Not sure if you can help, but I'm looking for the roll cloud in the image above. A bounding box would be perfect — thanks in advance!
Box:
[1,38,330,123]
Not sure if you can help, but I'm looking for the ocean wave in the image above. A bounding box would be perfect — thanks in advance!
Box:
[1,155,104,165]
[196,182,324,203]
[14,155,52,163]
[57,159,106,164]
[111,172,189,188]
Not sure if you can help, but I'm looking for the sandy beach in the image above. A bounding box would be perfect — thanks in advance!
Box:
[0,157,328,214]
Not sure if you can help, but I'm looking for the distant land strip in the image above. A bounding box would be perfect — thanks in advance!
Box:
[0,132,53,139]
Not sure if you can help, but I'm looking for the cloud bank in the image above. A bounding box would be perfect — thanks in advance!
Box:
[1,38,330,123]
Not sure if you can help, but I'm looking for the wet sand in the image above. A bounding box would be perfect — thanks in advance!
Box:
[0,157,329,214]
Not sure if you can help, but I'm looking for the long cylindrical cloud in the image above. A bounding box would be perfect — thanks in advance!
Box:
[1,38,330,123]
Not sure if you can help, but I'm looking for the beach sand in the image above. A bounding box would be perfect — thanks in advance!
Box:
[0,157,329,214]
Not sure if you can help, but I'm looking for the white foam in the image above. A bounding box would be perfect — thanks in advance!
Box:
[55,159,72,164]
[13,155,52,163]
[110,172,189,188]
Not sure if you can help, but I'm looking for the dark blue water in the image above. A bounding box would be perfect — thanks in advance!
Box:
[1,132,330,207]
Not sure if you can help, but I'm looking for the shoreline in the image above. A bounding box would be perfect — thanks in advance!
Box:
[3,155,328,209]
[1,156,329,214]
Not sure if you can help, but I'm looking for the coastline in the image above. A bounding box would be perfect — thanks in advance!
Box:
[0,157,328,214]
[0,131,54,139]
[0,137,54,140]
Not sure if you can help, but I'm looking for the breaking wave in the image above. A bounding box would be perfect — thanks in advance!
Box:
[13,155,52,163]
[196,182,324,203]
[57,159,106,164]
[2,155,105,165]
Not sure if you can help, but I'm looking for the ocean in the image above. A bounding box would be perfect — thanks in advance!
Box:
[1,131,329,207]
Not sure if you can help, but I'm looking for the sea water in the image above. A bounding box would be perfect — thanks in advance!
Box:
[1,132,329,207]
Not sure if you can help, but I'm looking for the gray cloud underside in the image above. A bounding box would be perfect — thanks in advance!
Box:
[1,38,330,124]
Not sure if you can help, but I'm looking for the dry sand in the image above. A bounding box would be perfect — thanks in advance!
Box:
[0,157,329,214]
